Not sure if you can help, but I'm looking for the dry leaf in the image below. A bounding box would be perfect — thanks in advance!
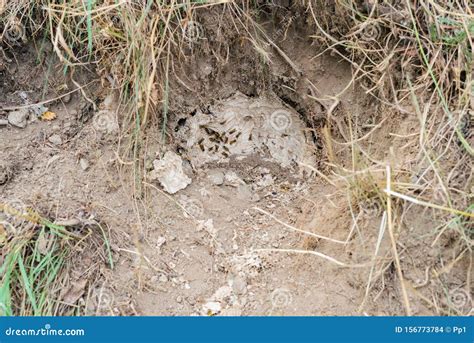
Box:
[41,111,57,121]
[62,279,88,305]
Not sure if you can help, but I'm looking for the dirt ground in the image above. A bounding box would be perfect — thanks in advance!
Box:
[1,6,472,316]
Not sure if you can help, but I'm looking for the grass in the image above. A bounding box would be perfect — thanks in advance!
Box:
[1,0,472,316]
[0,204,73,316]
[0,201,112,316]
[309,0,473,315]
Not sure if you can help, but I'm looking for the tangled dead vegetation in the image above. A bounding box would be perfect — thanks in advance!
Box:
[307,0,473,315]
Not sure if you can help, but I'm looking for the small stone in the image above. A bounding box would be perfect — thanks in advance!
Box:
[79,158,89,171]
[156,236,166,247]
[62,92,72,104]
[0,164,12,185]
[149,151,192,194]
[212,286,232,302]
[256,174,274,188]
[208,170,225,186]
[232,277,247,295]
[158,274,168,283]
[224,171,245,187]
[30,105,48,118]
[251,193,260,202]
[145,158,154,171]
[0,119,8,126]
[8,109,29,128]
[103,93,117,109]
[200,62,213,77]
[48,134,63,145]
[176,296,183,304]
[237,184,260,202]
[202,301,221,315]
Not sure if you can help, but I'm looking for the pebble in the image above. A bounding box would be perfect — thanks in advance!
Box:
[48,134,63,145]
[208,170,225,186]
[0,119,8,126]
[256,174,274,188]
[232,277,247,295]
[8,109,29,128]
[0,164,12,185]
[202,301,221,315]
[237,184,260,202]
[158,274,168,283]
[62,92,72,104]
[156,236,166,248]
[212,286,232,302]
[103,93,116,109]
[79,158,90,171]
[149,151,191,194]
[224,171,245,187]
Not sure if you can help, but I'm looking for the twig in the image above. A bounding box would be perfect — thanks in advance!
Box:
[386,165,412,316]
[1,81,97,111]
[254,248,369,268]
[254,207,347,244]
[384,189,474,218]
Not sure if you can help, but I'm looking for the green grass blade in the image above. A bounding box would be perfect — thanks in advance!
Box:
[17,254,39,315]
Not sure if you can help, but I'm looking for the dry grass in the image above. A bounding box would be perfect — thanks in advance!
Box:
[308,0,473,315]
